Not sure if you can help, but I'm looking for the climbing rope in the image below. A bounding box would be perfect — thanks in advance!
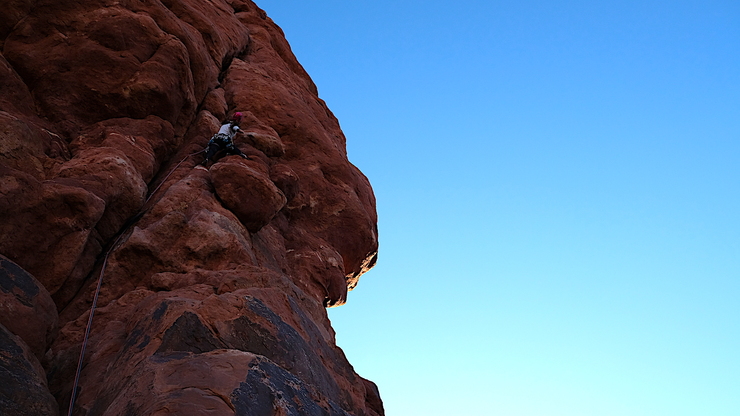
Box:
[145,149,205,206]
[65,233,120,416]
[66,148,204,416]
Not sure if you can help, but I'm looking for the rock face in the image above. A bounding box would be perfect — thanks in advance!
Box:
[0,1,381,415]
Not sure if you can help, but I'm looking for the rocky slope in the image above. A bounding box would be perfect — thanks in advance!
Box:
[0,1,381,415]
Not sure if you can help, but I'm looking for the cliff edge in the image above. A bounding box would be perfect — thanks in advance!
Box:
[0,1,381,415]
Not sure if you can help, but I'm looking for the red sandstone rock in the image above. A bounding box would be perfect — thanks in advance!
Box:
[0,255,58,360]
[0,1,381,415]
[0,164,106,300]
[0,324,58,416]
[210,158,287,233]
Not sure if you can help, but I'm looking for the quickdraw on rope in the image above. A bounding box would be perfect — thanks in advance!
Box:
[66,148,204,416]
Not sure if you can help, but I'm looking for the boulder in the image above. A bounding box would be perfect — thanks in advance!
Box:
[210,159,287,233]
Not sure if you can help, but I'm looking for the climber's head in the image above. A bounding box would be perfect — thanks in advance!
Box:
[231,112,243,124]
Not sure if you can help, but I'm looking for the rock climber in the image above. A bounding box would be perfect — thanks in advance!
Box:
[201,112,251,166]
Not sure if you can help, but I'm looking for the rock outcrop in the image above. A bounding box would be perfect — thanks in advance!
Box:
[0,1,381,415]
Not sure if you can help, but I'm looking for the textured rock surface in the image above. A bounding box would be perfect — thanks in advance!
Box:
[0,1,381,415]
[0,324,59,416]
[0,255,59,360]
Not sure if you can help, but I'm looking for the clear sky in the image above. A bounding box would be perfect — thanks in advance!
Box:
[257,1,739,415]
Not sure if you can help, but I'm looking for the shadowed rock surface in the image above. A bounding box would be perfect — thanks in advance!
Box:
[0,1,381,415]
[0,324,59,416]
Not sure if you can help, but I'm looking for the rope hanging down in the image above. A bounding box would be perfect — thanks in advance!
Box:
[66,149,204,416]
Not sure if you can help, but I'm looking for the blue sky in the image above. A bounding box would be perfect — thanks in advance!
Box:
[257,1,739,415]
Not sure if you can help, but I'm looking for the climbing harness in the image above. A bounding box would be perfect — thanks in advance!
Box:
[66,148,204,416]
